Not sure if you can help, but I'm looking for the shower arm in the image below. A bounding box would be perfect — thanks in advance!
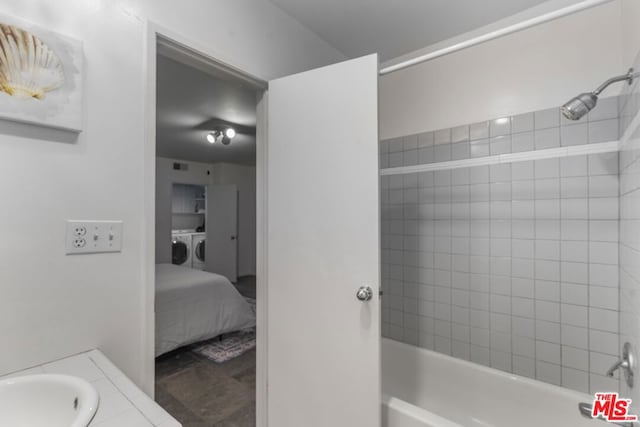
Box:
[592,68,638,96]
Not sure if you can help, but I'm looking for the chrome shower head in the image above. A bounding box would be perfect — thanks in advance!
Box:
[561,68,637,121]
[561,92,598,121]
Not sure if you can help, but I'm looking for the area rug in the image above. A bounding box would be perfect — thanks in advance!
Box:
[191,298,256,363]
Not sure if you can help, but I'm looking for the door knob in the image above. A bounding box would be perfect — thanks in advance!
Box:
[356,286,373,302]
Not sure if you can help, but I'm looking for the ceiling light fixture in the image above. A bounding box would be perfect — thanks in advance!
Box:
[206,125,237,146]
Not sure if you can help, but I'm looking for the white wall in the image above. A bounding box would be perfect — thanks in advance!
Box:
[621,0,640,67]
[156,158,257,277]
[0,0,345,394]
[379,1,624,139]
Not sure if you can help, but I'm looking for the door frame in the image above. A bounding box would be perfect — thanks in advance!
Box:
[143,21,269,427]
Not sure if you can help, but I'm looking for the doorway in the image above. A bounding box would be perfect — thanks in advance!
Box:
[145,25,382,427]
[149,32,267,426]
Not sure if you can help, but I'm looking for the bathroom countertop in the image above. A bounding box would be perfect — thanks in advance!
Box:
[0,350,180,427]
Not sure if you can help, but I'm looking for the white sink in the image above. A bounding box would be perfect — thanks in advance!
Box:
[0,374,99,427]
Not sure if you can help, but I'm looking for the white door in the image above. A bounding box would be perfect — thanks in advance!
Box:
[267,54,380,427]
[205,184,238,282]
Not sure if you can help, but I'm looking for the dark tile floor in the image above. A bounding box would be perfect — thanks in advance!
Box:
[155,276,256,426]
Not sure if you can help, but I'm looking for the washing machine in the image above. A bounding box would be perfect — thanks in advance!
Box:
[192,233,206,270]
[171,231,192,267]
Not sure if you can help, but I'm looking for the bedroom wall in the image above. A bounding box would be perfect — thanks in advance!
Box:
[156,158,257,277]
[0,0,346,394]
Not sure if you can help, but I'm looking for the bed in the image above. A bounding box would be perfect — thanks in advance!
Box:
[155,263,256,357]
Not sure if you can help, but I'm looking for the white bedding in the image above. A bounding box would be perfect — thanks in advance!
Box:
[155,263,256,357]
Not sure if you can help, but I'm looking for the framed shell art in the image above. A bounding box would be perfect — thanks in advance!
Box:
[0,14,83,132]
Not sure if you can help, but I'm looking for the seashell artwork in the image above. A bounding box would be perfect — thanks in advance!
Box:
[0,23,65,100]
[0,13,83,132]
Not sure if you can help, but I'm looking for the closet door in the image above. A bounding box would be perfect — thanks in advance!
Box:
[205,184,238,282]
[266,54,380,427]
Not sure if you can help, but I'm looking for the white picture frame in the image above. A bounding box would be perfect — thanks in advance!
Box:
[0,13,83,133]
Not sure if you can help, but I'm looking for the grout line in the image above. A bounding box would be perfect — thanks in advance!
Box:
[88,353,158,426]
[533,207,538,382]
[619,105,640,150]
[586,160,593,394]
[559,161,565,389]
[381,141,621,175]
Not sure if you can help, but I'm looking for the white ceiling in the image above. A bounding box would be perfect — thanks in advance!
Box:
[156,0,572,161]
[268,0,556,61]
[156,55,258,166]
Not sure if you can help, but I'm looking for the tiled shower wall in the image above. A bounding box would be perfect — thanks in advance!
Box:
[619,52,640,406]
[380,97,621,394]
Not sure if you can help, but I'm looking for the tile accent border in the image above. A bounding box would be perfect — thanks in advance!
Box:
[381,140,620,176]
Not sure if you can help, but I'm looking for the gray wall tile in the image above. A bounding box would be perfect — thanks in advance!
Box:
[535,108,561,130]
[512,113,534,133]
[561,123,588,146]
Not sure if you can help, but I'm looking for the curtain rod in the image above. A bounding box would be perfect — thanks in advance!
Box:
[379,0,615,76]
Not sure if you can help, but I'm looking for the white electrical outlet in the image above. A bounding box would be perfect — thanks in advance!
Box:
[66,220,123,254]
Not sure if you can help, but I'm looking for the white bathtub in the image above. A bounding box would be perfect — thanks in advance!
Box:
[382,339,598,427]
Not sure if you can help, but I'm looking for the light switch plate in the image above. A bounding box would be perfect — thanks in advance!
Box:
[66,220,123,254]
